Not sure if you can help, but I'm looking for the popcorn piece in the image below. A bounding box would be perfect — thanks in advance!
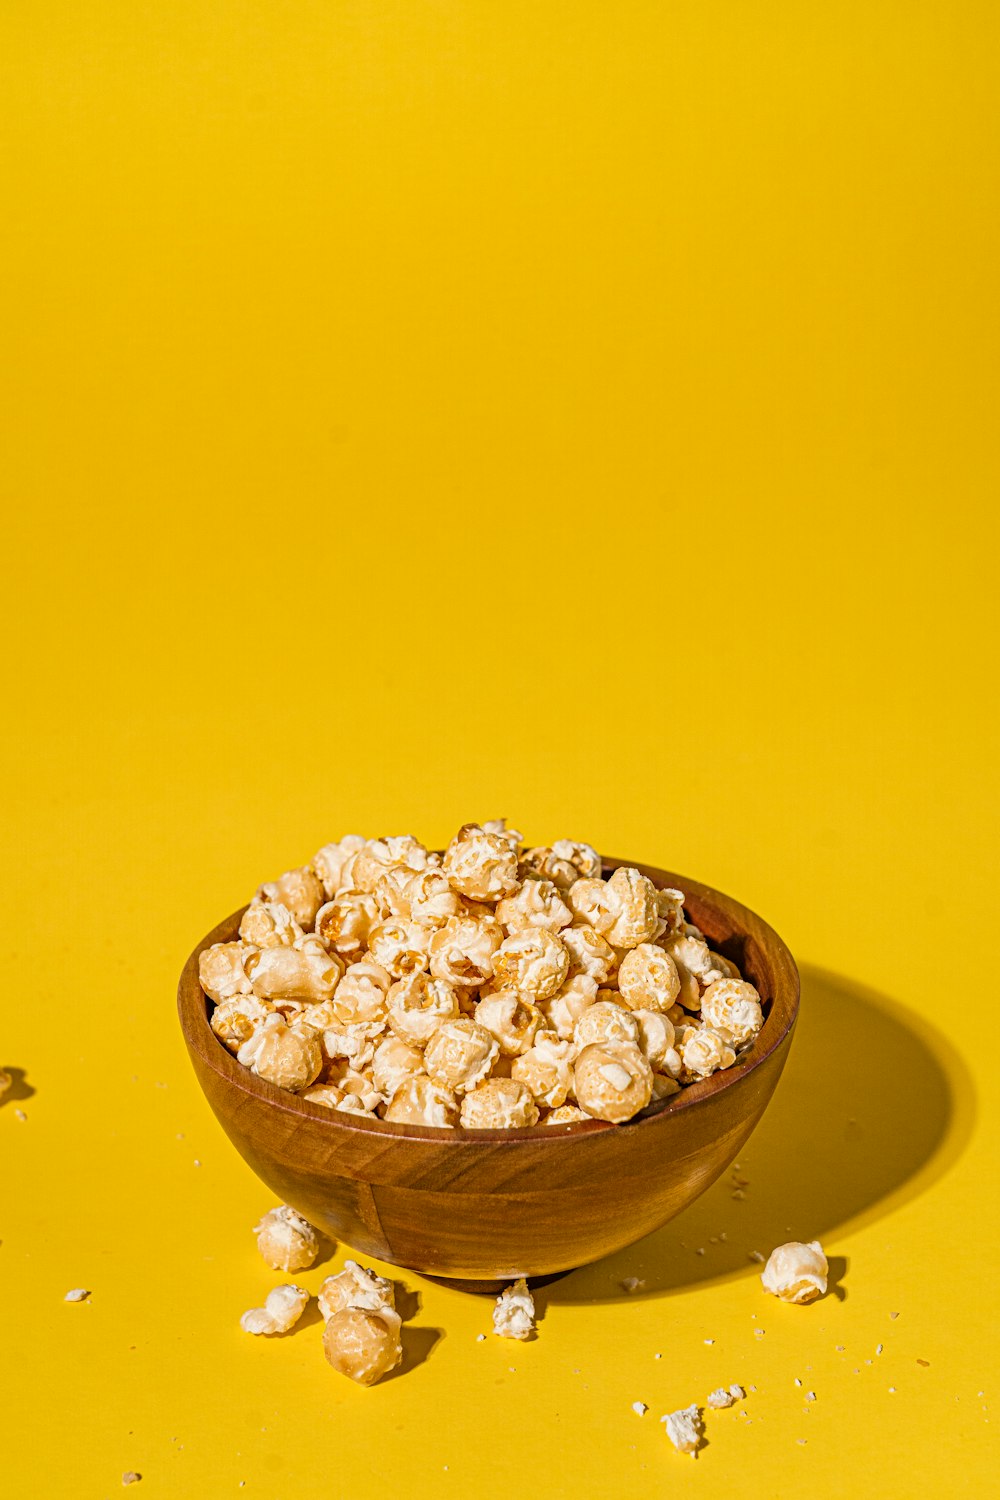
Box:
[64,1288,90,1302]
[660,1404,703,1456]
[761,1241,828,1304]
[493,1277,535,1339]
[617,944,681,1013]
[496,879,572,935]
[522,840,601,890]
[311,835,367,897]
[367,919,432,980]
[601,867,661,949]
[315,891,380,959]
[443,824,520,902]
[573,999,640,1051]
[632,1401,648,1415]
[319,1022,379,1072]
[650,1072,682,1101]
[324,957,391,1030]
[560,924,617,984]
[474,991,544,1056]
[257,866,326,928]
[541,1104,590,1125]
[511,1031,576,1108]
[210,995,274,1053]
[384,1075,459,1127]
[403,868,464,929]
[323,1305,403,1385]
[700,978,764,1047]
[253,1205,320,1272]
[298,1082,351,1109]
[679,1025,737,1081]
[387,972,460,1048]
[574,1043,653,1123]
[199,941,256,1003]
[122,1472,141,1486]
[240,1283,310,1335]
[318,1259,394,1320]
[539,974,598,1040]
[371,1033,425,1099]
[482,818,523,850]
[460,1078,540,1128]
[237,1013,324,1092]
[239,900,303,950]
[317,1061,382,1112]
[630,1009,675,1071]
[429,914,503,988]
[424,1018,500,1094]
[565,877,610,928]
[655,887,687,936]
[492,929,570,1001]
[707,1387,736,1409]
[245,944,343,1004]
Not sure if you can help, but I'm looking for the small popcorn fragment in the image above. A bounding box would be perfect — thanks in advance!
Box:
[493,1277,535,1340]
[760,1241,828,1304]
[621,1277,645,1294]
[707,1388,736,1409]
[748,1250,765,1263]
[64,1288,91,1303]
[729,1384,745,1400]
[240,1284,310,1335]
[14,1108,26,1121]
[632,1401,648,1415]
[122,1473,141,1486]
[253,1205,320,1272]
[660,1405,703,1456]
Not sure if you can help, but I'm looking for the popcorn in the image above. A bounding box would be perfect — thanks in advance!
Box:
[474,991,544,1056]
[318,1260,394,1321]
[253,1204,320,1271]
[617,943,681,1013]
[210,995,273,1053]
[387,972,460,1048]
[323,1306,403,1385]
[630,1008,675,1070]
[320,1022,379,1072]
[239,900,303,949]
[700,978,764,1047]
[541,1104,590,1125]
[492,929,570,1000]
[371,1034,425,1099]
[482,818,523,850]
[601,867,661,949]
[496,878,573,934]
[574,1043,653,1123]
[522,840,600,890]
[384,1075,459,1126]
[565,877,609,928]
[351,836,432,895]
[311,835,367,898]
[315,891,381,959]
[560,924,617,984]
[367,919,432,980]
[237,1013,324,1092]
[538,973,598,1040]
[320,1060,383,1112]
[460,1078,539,1128]
[245,944,342,1004]
[444,824,520,902]
[429,914,503,988]
[240,1283,310,1335]
[511,1030,576,1108]
[573,999,640,1051]
[199,942,256,1003]
[257,867,326,928]
[423,1018,500,1094]
[761,1241,828,1304]
[679,1025,737,1081]
[660,1405,703,1455]
[403,868,464,929]
[706,1387,737,1409]
[492,1277,535,1339]
[655,887,687,936]
[325,958,391,1029]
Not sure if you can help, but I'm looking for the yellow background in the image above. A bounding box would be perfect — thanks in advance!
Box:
[2,2,998,1494]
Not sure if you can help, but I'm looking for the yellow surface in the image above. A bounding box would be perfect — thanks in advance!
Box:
[2,2,998,1494]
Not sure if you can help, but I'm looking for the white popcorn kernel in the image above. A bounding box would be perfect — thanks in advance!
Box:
[320,1021,379,1072]
[429,914,503,988]
[311,835,368,897]
[496,878,573,935]
[198,941,257,1003]
[700,978,764,1047]
[574,1042,653,1123]
[761,1241,828,1304]
[314,956,390,1031]
[315,890,380,958]
[538,973,598,1040]
[315,1060,382,1112]
[64,1288,91,1303]
[560,924,617,984]
[493,1277,535,1339]
[565,877,610,928]
[707,1387,736,1409]
[630,1008,675,1070]
[371,1033,425,1099]
[240,1283,310,1335]
[257,866,326,928]
[384,1074,459,1127]
[403,867,464,929]
[573,998,640,1051]
[239,900,303,951]
[443,824,520,902]
[460,1078,540,1129]
[632,1401,648,1415]
[482,818,523,850]
[424,1018,500,1095]
[318,1260,394,1321]
[655,887,686,936]
[237,1013,324,1092]
[661,1404,703,1455]
[351,835,431,896]
[367,919,432,980]
[372,863,416,919]
[679,1025,737,1080]
[209,995,274,1053]
[541,1104,590,1125]
[323,1305,403,1385]
[729,1383,745,1400]
[522,841,601,890]
[474,991,544,1056]
[492,928,570,1000]
[387,971,460,1047]
[245,943,343,1004]
[511,1031,577,1108]
[253,1205,320,1272]
[617,944,681,1013]
[601,867,661,949]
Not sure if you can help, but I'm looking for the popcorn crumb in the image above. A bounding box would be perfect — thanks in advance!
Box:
[707,1388,735,1409]
[695,1248,705,1256]
[476,1334,486,1342]
[889,1386,897,1393]
[122,1475,141,1487]
[64,1288,91,1303]
[731,1190,746,1200]
[794,1378,802,1387]
[805,1391,816,1402]
[621,1277,645,1294]
[660,1405,703,1456]
[703,1338,715,1345]
[876,1344,883,1355]
[493,1278,535,1340]
[836,1344,845,1352]
[917,1359,930,1368]
[754,1329,765,1339]
[632,1401,648,1416]
[890,1311,900,1320]
[14,1109,26,1121]
[730,1384,745,1399]
[748,1250,765,1263]
[654,1353,662,1360]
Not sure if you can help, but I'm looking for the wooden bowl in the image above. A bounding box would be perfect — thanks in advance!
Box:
[177,860,798,1289]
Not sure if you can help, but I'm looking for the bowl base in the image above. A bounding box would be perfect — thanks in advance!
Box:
[421,1270,572,1296]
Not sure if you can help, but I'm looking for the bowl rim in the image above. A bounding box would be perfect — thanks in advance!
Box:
[177,858,799,1147]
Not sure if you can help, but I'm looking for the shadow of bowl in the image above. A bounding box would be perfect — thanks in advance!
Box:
[547,965,975,1303]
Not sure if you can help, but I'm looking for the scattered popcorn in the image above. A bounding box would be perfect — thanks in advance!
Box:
[729,1384,745,1400]
[122,1473,141,1486]
[253,1205,320,1272]
[632,1401,648,1416]
[805,1391,816,1402]
[240,1284,310,1335]
[64,1288,91,1303]
[476,1333,486,1342]
[202,825,765,1128]
[660,1405,703,1456]
[707,1387,736,1408]
[318,1260,394,1320]
[761,1241,829,1304]
[323,1305,403,1385]
[621,1277,645,1294]
[748,1250,766,1263]
[493,1278,535,1340]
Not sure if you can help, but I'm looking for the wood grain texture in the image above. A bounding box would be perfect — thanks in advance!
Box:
[177,861,799,1282]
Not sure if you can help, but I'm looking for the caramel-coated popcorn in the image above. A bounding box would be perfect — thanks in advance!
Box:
[241,1283,310,1336]
[318,1260,394,1321]
[203,822,764,1129]
[323,1306,403,1385]
[253,1205,320,1271]
[761,1240,828,1304]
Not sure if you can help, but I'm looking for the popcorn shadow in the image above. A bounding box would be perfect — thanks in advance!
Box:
[0,1066,35,1107]
[383,1325,444,1381]
[550,966,976,1304]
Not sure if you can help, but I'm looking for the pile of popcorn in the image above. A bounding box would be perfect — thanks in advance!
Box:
[199,822,765,1128]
